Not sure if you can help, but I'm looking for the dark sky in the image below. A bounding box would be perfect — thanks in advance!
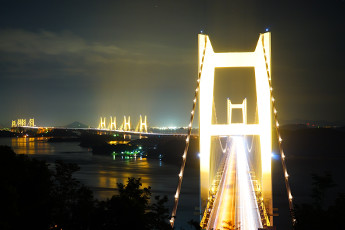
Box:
[1,0,344,127]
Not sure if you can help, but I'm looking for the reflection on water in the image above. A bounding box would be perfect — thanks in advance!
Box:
[11,137,53,154]
[97,158,152,197]
[98,173,116,190]
[0,138,175,202]
[108,140,130,145]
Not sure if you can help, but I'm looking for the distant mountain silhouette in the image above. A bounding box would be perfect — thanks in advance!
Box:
[64,121,88,129]
[280,123,308,130]
[280,119,345,127]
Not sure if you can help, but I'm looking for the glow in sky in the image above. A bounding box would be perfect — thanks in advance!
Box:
[0,0,344,127]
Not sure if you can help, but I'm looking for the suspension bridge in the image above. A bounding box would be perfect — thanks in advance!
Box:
[11,115,152,136]
[170,32,296,230]
[8,31,296,230]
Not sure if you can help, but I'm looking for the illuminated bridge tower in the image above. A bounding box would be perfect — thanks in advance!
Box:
[99,117,106,129]
[17,119,26,127]
[139,115,147,133]
[123,116,131,131]
[28,118,35,127]
[109,116,117,130]
[199,32,273,223]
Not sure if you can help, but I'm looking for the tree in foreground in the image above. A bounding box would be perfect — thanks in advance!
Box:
[95,177,171,230]
[295,172,345,230]
[0,145,52,230]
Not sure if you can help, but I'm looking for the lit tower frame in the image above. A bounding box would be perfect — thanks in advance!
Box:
[198,32,273,222]
[99,117,106,129]
[28,118,35,127]
[139,115,148,133]
[123,116,131,131]
[17,119,26,127]
[109,116,117,130]
[227,98,247,124]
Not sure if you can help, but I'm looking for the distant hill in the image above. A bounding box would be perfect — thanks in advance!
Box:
[64,121,89,129]
[281,119,345,127]
[280,123,308,130]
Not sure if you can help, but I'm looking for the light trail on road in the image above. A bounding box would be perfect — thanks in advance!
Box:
[207,137,236,230]
[206,136,262,230]
[236,136,262,230]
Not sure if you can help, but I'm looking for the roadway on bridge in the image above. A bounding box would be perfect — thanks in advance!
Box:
[206,136,262,230]
[207,137,236,230]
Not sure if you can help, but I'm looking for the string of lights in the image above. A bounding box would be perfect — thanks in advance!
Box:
[169,36,207,228]
[262,35,297,229]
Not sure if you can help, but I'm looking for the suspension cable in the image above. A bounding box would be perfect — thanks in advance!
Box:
[246,104,257,153]
[262,35,297,228]
[169,36,207,228]
[246,134,254,153]
[212,99,228,153]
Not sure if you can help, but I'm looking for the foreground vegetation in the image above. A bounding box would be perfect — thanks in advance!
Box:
[295,172,345,230]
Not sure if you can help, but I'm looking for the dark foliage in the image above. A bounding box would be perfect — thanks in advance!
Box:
[95,178,171,230]
[49,160,95,230]
[79,133,123,148]
[188,219,202,230]
[0,145,52,230]
[295,172,345,230]
[0,130,17,137]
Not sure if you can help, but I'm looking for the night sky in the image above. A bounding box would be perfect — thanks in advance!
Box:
[1,0,344,127]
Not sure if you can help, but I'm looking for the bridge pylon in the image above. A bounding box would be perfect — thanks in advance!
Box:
[28,118,35,127]
[98,117,106,129]
[139,115,147,133]
[123,116,131,131]
[198,32,273,224]
[109,116,117,130]
[17,119,26,127]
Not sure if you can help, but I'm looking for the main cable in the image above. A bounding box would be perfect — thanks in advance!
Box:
[262,35,297,229]
[170,36,207,228]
